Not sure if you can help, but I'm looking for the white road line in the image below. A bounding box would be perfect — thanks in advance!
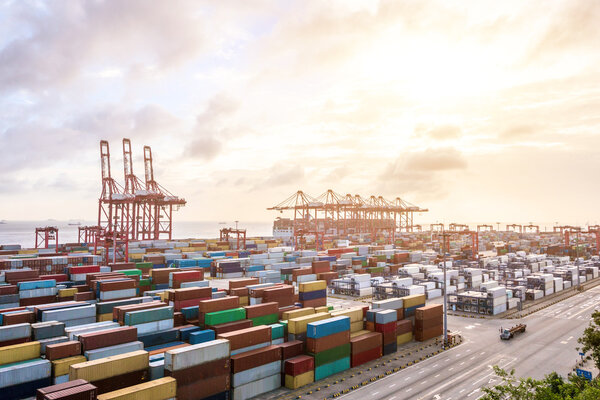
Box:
[433,364,438,367]
[419,370,425,374]
[449,367,454,371]
[389,397,396,400]
[406,388,412,392]
[480,352,485,355]
[470,356,475,360]
[435,374,440,378]
[460,389,466,393]
[445,358,450,362]
[405,377,410,381]
[467,389,480,396]
[389,384,396,388]
[421,381,427,385]
[372,392,378,396]
[456,354,461,357]
[460,362,465,366]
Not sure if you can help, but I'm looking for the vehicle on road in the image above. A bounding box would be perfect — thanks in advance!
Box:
[500,324,526,340]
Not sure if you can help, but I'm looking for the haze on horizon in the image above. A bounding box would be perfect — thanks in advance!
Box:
[1,1,599,228]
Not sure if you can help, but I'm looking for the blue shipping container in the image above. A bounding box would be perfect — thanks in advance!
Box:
[307,316,350,339]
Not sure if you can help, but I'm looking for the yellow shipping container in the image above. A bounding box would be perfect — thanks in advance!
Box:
[70,350,149,382]
[350,321,364,332]
[397,332,413,345]
[281,307,314,321]
[0,342,40,365]
[402,294,426,308]
[53,355,87,377]
[285,370,314,389]
[350,329,372,338]
[97,313,113,322]
[314,306,329,314]
[129,254,143,261]
[18,249,38,254]
[58,288,78,298]
[97,377,176,400]
[288,312,330,334]
[239,296,249,306]
[298,280,327,293]
[254,240,265,244]
[330,307,363,323]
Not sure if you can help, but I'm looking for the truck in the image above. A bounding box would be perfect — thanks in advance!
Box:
[500,324,526,340]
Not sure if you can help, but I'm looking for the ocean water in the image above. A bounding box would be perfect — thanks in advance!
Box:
[0,220,273,248]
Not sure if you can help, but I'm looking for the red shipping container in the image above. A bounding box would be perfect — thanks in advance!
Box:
[36,379,92,400]
[311,261,331,274]
[2,311,35,325]
[351,346,382,367]
[284,355,314,376]
[375,321,396,334]
[46,341,82,361]
[20,295,56,306]
[171,270,203,283]
[209,319,254,335]
[279,340,304,360]
[74,291,95,301]
[168,287,212,302]
[0,285,18,295]
[113,301,165,323]
[230,345,282,373]
[198,296,240,313]
[301,298,327,308]
[244,302,278,319]
[175,375,230,400]
[229,278,259,290]
[78,326,137,351]
[165,358,229,385]
[43,274,68,283]
[69,265,100,275]
[229,287,249,297]
[0,337,30,347]
[98,279,136,292]
[217,325,271,351]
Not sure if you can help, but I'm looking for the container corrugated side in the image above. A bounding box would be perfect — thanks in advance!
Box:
[69,350,149,381]
[231,373,280,400]
[232,360,281,387]
[298,280,327,292]
[0,341,40,365]
[0,359,51,388]
[288,312,330,334]
[52,355,87,377]
[85,341,144,361]
[0,322,31,341]
[96,377,176,400]
[306,316,350,339]
[165,339,229,371]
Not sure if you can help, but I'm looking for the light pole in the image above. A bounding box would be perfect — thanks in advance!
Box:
[442,226,448,348]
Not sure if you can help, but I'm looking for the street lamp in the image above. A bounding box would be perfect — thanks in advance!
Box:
[442,226,448,349]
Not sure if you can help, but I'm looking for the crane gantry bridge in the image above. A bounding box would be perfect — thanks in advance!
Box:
[80,139,186,260]
[268,190,428,247]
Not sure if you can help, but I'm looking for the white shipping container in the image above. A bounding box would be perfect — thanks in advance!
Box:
[0,359,51,388]
[41,304,96,322]
[53,373,69,385]
[0,323,31,341]
[231,373,280,400]
[427,289,442,299]
[39,336,69,354]
[372,298,403,310]
[232,360,281,387]
[19,287,58,299]
[99,288,137,301]
[85,341,144,361]
[65,322,119,340]
[165,339,230,371]
[135,319,174,335]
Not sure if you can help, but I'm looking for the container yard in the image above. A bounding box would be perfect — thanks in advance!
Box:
[2,219,600,399]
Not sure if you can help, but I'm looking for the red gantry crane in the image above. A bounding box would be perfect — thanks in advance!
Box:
[35,227,58,249]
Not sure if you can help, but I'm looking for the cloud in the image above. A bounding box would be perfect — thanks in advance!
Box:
[186,94,242,161]
[415,124,462,140]
[0,1,210,93]
[379,148,467,199]
[500,125,539,139]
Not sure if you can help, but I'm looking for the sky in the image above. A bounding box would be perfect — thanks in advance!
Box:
[1,0,600,229]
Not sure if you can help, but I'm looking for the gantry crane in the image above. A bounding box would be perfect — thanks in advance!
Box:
[477,224,494,232]
[123,138,153,240]
[523,224,539,234]
[430,223,444,232]
[143,145,186,240]
[449,223,469,232]
[220,227,247,250]
[506,224,522,233]
[35,227,58,249]
[268,190,427,249]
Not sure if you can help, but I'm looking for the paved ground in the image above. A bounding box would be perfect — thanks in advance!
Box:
[337,285,600,400]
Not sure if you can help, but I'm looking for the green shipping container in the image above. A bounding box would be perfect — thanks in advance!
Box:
[309,343,351,367]
[136,262,153,269]
[269,323,284,340]
[251,313,279,327]
[125,306,174,325]
[314,356,350,380]
[204,307,246,326]
[120,269,142,276]
[139,278,151,286]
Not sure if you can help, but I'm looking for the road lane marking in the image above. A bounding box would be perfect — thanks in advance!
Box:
[389,397,396,400]
[470,356,475,360]
[435,374,440,378]
[433,364,438,367]
[460,389,466,393]
[449,367,454,371]
[406,388,412,392]
[389,384,396,388]
[460,362,465,365]
[480,352,485,355]
[468,389,480,396]
[372,392,378,396]
[419,370,424,374]
[405,377,410,381]
[421,380,427,385]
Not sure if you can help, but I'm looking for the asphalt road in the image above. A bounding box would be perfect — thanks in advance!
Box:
[340,285,600,400]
